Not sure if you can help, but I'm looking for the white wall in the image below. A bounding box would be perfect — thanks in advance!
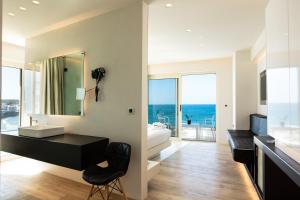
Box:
[149,57,233,145]
[251,29,266,61]
[251,29,267,116]
[2,42,25,67]
[233,49,257,129]
[25,1,148,199]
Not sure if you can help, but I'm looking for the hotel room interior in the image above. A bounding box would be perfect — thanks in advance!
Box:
[0,0,300,199]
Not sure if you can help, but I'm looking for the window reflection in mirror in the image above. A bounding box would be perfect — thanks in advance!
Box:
[23,52,84,116]
[1,66,21,132]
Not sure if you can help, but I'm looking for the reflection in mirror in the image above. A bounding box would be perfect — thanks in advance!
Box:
[24,52,84,116]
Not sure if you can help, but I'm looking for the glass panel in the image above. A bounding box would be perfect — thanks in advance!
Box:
[148,79,177,137]
[181,74,216,141]
[23,69,41,115]
[267,0,295,143]
[1,67,21,132]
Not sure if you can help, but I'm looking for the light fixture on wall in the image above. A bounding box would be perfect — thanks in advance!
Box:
[186,29,192,32]
[8,12,15,16]
[76,88,86,101]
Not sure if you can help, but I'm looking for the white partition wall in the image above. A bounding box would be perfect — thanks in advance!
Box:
[25,1,149,199]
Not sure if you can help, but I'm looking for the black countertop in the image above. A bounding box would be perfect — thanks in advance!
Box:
[254,136,300,187]
[1,132,109,170]
[228,130,254,150]
[227,129,255,164]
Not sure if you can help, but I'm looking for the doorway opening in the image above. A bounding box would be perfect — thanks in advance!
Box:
[181,74,216,142]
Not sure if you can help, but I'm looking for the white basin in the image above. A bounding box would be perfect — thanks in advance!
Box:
[19,125,64,138]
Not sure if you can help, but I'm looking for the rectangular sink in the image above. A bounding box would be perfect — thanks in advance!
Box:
[19,125,64,138]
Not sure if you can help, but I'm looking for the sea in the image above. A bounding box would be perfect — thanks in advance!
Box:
[1,105,216,133]
[148,104,216,129]
[1,116,19,132]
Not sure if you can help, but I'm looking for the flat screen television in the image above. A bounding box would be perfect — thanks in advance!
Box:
[260,70,267,105]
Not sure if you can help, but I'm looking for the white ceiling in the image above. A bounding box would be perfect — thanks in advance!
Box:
[3,0,136,46]
[3,0,268,64]
[148,0,268,64]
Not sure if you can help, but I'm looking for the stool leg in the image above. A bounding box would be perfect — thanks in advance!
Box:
[105,184,109,200]
[87,185,94,200]
[118,178,128,200]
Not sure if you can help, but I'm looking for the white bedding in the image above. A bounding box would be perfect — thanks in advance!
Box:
[147,125,171,149]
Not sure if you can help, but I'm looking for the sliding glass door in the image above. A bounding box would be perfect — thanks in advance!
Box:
[148,79,178,137]
[181,74,216,141]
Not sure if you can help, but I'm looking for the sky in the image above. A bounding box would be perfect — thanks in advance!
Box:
[1,67,20,100]
[149,79,177,104]
[149,74,216,105]
[268,67,299,104]
[3,67,217,104]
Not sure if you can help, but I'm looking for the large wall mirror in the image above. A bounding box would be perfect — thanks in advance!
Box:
[24,52,85,116]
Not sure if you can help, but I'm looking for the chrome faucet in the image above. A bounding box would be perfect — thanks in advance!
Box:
[29,116,38,126]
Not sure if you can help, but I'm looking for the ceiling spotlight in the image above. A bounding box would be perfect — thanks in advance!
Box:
[186,29,192,32]
[165,3,173,8]
[32,0,40,5]
[8,12,15,16]
[19,6,27,11]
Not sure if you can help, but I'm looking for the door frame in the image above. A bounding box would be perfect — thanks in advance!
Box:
[149,72,217,140]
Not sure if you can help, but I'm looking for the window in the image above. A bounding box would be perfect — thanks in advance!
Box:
[23,69,41,115]
[148,78,178,136]
[1,66,21,132]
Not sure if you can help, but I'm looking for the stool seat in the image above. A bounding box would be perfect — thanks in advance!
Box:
[83,165,124,185]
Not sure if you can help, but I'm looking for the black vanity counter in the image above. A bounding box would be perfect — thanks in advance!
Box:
[254,136,300,188]
[1,132,109,171]
[228,129,254,163]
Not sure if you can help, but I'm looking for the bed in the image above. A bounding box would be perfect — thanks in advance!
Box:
[147,123,171,159]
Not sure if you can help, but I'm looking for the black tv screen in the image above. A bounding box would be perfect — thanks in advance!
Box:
[260,70,267,105]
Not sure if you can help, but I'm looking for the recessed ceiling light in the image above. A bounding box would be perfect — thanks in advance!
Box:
[32,0,40,5]
[8,12,15,16]
[19,6,27,11]
[186,29,192,32]
[165,3,173,8]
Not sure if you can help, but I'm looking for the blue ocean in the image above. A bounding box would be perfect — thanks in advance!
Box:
[148,104,216,135]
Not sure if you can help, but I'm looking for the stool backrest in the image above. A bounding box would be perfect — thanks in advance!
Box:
[105,142,131,175]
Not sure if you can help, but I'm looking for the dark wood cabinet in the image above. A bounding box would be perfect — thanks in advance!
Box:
[254,136,300,200]
[1,133,109,170]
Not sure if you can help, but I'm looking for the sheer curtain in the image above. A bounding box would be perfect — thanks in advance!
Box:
[40,57,65,115]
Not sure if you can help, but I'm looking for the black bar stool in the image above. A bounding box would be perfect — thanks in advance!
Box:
[83,142,131,200]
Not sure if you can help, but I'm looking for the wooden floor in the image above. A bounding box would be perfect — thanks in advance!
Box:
[0,142,259,200]
[147,142,259,200]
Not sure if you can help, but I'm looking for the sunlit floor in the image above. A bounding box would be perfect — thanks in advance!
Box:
[182,127,216,142]
[147,141,259,200]
[0,141,258,200]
